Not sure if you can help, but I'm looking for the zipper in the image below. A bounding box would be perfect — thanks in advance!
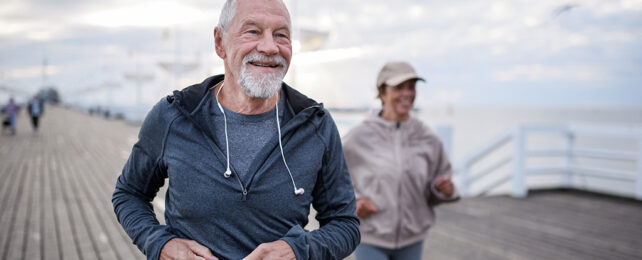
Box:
[393,125,403,248]
[236,174,248,200]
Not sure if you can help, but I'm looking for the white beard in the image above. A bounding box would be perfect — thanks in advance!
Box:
[238,52,287,98]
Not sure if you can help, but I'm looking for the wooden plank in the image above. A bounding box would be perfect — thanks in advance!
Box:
[0,153,21,258]
[83,131,143,258]
[425,227,507,260]
[49,111,102,260]
[57,152,100,260]
[433,209,557,259]
[71,140,139,260]
[0,162,27,260]
[49,150,80,260]
[0,145,19,216]
[448,196,634,259]
[5,162,32,260]
[427,191,642,259]
[24,153,43,260]
[71,114,127,260]
[42,151,62,260]
[78,115,149,259]
[63,148,116,260]
[482,192,642,253]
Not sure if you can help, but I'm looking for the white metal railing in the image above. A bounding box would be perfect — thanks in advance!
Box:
[456,124,642,200]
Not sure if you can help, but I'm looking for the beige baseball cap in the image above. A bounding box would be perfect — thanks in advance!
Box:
[376,61,425,89]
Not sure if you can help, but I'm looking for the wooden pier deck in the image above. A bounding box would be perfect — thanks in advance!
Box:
[1,106,641,260]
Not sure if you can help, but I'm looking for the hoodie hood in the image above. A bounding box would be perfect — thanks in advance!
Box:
[166,74,319,115]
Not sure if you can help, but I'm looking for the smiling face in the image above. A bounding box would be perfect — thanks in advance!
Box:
[379,79,417,121]
[214,0,292,98]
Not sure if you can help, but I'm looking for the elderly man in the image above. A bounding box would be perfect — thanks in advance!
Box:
[112,0,360,259]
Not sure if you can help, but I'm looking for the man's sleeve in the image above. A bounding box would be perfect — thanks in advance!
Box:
[280,115,360,260]
[112,101,177,260]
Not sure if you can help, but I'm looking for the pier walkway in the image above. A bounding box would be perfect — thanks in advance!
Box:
[1,106,641,259]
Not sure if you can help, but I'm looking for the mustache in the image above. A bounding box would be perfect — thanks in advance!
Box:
[242,52,287,67]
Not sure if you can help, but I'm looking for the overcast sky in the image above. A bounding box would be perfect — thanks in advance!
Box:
[1,0,641,108]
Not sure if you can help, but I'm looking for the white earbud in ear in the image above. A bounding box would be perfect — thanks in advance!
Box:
[294,188,305,195]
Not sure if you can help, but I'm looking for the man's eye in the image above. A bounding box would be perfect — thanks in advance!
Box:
[247,30,259,34]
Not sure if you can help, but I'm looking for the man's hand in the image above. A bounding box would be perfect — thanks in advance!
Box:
[356,197,378,219]
[160,238,218,260]
[435,177,454,197]
[243,240,295,260]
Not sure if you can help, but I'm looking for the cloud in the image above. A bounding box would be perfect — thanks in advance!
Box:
[78,1,214,28]
[0,10,67,41]
[292,47,374,66]
[492,64,605,83]
[1,0,641,107]
[6,65,61,79]
[585,0,642,16]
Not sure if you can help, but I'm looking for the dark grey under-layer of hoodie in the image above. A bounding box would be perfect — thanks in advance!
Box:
[112,75,360,260]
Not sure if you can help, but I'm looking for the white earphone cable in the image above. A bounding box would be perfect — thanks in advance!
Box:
[215,82,301,195]
[275,93,304,195]
[216,83,232,178]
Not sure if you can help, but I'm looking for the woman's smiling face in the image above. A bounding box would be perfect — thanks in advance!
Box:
[380,79,417,120]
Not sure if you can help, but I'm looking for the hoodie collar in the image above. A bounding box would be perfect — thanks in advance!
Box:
[365,110,418,130]
[167,74,319,115]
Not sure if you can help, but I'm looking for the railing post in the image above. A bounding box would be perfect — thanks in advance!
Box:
[459,166,469,197]
[512,126,527,198]
[635,135,642,200]
[565,130,575,188]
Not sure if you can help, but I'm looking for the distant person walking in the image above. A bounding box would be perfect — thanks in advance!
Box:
[28,95,44,134]
[343,61,459,260]
[3,97,19,135]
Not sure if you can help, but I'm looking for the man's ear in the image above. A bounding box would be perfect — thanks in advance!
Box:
[214,27,226,59]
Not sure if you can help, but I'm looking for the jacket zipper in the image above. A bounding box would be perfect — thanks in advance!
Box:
[235,174,248,200]
[393,125,403,248]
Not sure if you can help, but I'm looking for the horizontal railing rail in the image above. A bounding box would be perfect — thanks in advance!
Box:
[456,124,642,200]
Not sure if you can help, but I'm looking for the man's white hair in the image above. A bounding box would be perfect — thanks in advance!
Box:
[217,0,237,35]
[216,0,291,35]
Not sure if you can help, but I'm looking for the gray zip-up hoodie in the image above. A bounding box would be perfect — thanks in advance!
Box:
[112,75,360,260]
[342,112,458,249]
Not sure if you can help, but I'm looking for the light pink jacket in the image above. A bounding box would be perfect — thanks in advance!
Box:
[343,112,459,249]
